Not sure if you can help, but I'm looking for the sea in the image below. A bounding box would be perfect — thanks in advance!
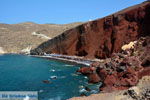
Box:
[0,54,101,100]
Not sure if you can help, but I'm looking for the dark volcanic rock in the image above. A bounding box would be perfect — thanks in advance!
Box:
[85,86,91,92]
[31,2,150,59]
[88,73,101,83]
[77,67,96,75]
[97,68,108,81]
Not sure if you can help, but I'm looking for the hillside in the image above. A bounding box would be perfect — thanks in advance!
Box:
[0,22,82,53]
[31,1,150,59]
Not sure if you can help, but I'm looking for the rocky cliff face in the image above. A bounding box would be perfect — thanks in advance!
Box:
[77,36,150,92]
[31,1,150,59]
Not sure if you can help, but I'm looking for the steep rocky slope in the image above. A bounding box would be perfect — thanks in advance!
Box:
[31,1,150,59]
[0,22,82,54]
[76,36,150,92]
[69,35,150,100]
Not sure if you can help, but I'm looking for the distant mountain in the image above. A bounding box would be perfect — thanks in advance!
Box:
[0,22,82,54]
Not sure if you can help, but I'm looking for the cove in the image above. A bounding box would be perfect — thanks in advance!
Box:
[0,54,100,100]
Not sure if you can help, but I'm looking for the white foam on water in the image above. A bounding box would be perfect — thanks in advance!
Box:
[64,64,74,67]
[49,69,55,72]
[71,73,79,76]
[90,90,98,94]
[50,76,57,79]
[79,85,84,89]
[35,54,92,66]
[23,96,30,100]
[84,76,88,79]
[79,88,87,93]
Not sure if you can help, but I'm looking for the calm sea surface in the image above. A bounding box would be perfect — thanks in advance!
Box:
[0,54,100,100]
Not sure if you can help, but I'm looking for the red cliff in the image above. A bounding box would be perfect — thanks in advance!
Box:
[31,1,150,59]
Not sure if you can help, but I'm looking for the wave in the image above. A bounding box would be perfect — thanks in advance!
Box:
[50,76,57,79]
[49,69,55,72]
[32,54,92,66]
[90,90,98,94]
[79,88,87,93]
[63,64,74,67]
[71,73,79,77]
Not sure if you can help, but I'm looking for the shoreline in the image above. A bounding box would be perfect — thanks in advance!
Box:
[0,53,98,66]
[30,54,97,66]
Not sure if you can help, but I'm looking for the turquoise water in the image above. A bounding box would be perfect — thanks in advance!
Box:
[0,54,100,100]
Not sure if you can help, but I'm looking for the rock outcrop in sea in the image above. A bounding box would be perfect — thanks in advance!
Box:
[31,1,150,59]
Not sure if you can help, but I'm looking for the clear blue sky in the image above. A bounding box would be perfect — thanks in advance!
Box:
[0,0,145,24]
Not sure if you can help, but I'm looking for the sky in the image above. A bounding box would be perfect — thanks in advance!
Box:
[0,0,146,24]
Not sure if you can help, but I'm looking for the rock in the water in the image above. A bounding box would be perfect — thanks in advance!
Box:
[85,86,91,92]
[80,93,87,96]
[42,80,51,84]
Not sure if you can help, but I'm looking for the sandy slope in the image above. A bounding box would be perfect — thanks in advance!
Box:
[0,22,82,53]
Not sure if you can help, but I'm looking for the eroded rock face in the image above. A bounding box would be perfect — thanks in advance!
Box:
[31,2,150,59]
[78,37,150,92]
[88,73,101,83]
